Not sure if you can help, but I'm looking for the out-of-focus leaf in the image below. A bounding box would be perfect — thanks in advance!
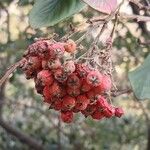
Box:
[18,0,34,6]
[128,54,150,100]
[82,0,117,14]
[29,0,85,28]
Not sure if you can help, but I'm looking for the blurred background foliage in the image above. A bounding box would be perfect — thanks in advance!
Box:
[0,0,150,150]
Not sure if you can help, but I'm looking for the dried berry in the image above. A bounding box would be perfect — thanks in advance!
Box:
[64,39,76,53]
[64,60,76,75]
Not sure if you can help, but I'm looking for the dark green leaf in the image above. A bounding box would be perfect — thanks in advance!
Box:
[29,0,85,28]
[128,54,150,100]
[18,0,34,6]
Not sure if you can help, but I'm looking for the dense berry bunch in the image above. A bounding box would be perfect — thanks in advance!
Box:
[21,39,124,123]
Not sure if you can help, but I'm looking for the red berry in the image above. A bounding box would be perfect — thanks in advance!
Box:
[53,99,63,111]
[43,86,52,104]
[81,104,97,117]
[64,39,76,53]
[62,96,76,110]
[93,85,102,95]
[72,108,80,113]
[37,70,54,86]
[54,68,68,83]
[99,75,112,92]
[67,73,81,89]
[103,106,115,118]
[115,107,124,118]
[75,95,90,110]
[87,71,102,87]
[86,90,100,103]
[50,82,63,98]
[91,110,104,120]
[96,96,109,108]
[60,111,73,123]
[81,79,92,92]
[67,87,80,97]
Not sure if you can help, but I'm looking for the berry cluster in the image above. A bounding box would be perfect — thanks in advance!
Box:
[21,39,124,123]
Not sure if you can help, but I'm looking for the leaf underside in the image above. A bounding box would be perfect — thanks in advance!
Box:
[82,0,117,14]
[128,54,150,100]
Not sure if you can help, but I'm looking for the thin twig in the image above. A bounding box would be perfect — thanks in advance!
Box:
[0,59,25,88]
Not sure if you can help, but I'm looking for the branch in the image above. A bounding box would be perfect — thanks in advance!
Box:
[129,0,150,11]
[0,59,25,88]
[89,13,150,23]
[120,13,150,22]
[111,88,133,97]
[0,118,44,150]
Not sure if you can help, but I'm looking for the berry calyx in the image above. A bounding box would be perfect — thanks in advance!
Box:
[87,71,102,87]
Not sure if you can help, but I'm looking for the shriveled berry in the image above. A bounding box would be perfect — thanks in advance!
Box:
[28,56,42,70]
[64,39,76,53]
[42,60,48,69]
[48,59,62,70]
[54,69,68,83]
[27,40,49,56]
[34,78,44,94]
[48,43,65,59]
[24,69,36,79]
[64,60,75,75]
[76,63,90,78]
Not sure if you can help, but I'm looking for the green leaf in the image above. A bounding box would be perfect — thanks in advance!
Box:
[29,0,85,28]
[128,54,150,100]
[18,0,34,6]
